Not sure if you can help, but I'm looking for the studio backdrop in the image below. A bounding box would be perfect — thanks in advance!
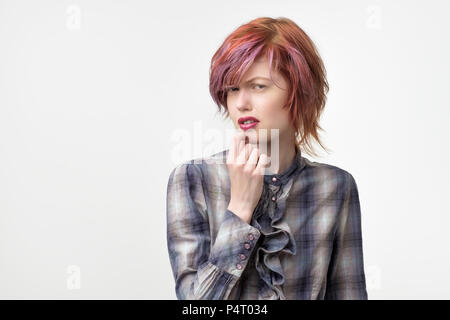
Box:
[1,0,449,299]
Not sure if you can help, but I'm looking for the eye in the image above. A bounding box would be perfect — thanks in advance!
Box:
[253,84,266,90]
[226,87,239,93]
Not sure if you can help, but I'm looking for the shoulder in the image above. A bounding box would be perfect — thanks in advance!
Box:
[300,156,358,191]
[167,149,228,184]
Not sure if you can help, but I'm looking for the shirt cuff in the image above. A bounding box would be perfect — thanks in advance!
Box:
[208,209,261,277]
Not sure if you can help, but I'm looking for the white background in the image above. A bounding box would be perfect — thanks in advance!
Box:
[1,0,449,299]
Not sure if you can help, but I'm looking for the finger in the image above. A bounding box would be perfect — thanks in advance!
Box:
[235,132,248,164]
[237,143,252,165]
[255,153,271,175]
[228,132,245,164]
[237,132,246,155]
[245,146,259,171]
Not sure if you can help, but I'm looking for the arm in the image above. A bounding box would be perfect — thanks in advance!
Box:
[324,173,368,300]
[166,163,261,300]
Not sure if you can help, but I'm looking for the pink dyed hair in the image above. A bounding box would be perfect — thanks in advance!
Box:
[209,17,331,157]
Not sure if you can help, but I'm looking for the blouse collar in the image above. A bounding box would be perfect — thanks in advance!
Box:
[263,148,304,187]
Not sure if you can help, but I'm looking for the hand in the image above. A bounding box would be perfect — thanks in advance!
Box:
[226,132,271,224]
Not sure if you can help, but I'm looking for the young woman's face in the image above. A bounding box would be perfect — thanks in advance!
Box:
[226,55,293,148]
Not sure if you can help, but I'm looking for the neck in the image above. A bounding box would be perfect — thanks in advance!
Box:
[265,140,297,175]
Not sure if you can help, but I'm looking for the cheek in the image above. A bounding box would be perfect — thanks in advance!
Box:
[258,103,277,121]
[263,107,285,124]
[262,109,290,130]
[258,95,286,117]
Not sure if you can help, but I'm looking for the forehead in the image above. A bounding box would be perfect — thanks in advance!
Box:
[243,56,270,78]
[239,55,283,84]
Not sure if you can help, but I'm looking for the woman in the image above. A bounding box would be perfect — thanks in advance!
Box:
[166,17,368,300]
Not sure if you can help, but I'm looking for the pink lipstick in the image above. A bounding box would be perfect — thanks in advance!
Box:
[238,116,259,131]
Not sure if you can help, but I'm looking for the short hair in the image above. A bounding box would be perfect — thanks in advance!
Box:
[209,17,331,157]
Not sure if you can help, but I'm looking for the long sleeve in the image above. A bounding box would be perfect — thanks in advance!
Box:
[166,163,261,300]
[324,173,368,300]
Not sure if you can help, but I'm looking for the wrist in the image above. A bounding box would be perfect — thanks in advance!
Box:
[227,203,252,223]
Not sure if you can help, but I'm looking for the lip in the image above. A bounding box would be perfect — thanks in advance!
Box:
[238,116,260,124]
[239,121,258,131]
[238,116,260,131]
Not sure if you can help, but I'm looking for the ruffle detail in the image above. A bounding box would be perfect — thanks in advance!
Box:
[250,180,297,300]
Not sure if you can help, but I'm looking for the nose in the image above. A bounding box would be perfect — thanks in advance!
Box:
[235,90,252,112]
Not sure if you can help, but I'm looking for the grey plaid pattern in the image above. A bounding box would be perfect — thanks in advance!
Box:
[166,148,368,300]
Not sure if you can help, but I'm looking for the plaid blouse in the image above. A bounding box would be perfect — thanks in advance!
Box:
[166,148,368,300]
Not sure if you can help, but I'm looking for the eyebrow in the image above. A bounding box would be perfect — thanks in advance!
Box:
[242,76,271,83]
[225,76,271,89]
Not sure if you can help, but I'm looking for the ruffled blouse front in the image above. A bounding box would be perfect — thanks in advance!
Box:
[249,149,305,300]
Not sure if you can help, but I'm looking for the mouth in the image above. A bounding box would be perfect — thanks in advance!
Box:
[238,118,259,131]
[239,122,258,131]
[238,116,260,131]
